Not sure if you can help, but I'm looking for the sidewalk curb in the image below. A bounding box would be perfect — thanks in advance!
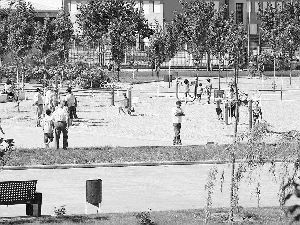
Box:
[3,160,229,170]
[2,159,284,170]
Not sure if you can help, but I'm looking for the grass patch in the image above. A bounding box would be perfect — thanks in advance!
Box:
[0,207,291,224]
[4,143,295,167]
[112,69,300,84]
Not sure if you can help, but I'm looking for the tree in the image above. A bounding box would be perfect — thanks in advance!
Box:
[257,2,300,87]
[173,0,215,70]
[6,0,35,84]
[51,10,73,64]
[148,22,178,78]
[277,1,300,85]
[224,14,247,222]
[209,5,229,90]
[77,0,152,81]
[0,15,8,66]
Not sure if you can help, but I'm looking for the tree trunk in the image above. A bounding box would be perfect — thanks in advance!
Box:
[230,151,236,223]
[218,52,221,90]
[206,52,211,71]
[290,61,292,86]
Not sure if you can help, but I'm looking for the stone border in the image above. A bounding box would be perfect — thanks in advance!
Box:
[2,159,284,170]
[3,160,230,170]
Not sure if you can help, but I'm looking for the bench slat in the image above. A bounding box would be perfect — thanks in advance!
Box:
[0,180,37,205]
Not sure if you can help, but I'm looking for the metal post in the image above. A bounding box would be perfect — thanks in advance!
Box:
[249,100,252,130]
[128,88,132,110]
[225,102,229,125]
[111,87,114,106]
[175,78,179,100]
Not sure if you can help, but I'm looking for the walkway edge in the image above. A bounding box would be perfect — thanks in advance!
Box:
[2,159,283,170]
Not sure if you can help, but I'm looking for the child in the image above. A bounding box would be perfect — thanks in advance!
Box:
[183,79,192,103]
[206,79,212,104]
[253,101,262,125]
[197,83,203,102]
[172,100,185,145]
[216,99,223,120]
[42,109,54,148]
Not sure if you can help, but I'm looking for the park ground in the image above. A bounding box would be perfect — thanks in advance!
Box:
[1,70,300,149]
[1,70,300,224]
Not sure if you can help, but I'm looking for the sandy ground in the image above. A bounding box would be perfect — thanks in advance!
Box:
[1,75,300,148]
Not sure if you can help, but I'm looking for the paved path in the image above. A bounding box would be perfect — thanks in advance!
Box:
[0,164,292,217]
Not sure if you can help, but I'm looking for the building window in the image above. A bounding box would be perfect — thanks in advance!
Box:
[254,2,259,12]
[213,1,219,11]
[250,24,257,35]
[154,1,160,13]
[143,1,150,14]
[236,3,243,24]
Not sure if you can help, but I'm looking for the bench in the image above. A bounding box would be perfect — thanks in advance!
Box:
[0,180,42,217]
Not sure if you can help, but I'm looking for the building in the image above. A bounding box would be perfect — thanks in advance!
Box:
[0,0,285,67]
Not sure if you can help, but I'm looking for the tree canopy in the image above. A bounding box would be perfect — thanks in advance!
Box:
[77,0,153,80]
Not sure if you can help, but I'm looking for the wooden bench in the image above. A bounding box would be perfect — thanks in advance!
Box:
[0,180,42,217]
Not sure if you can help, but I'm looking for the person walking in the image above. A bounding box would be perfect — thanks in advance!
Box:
[172,100,185,145]
[65,88,77,120]
[33,88,43,127]
[52,101,69,150]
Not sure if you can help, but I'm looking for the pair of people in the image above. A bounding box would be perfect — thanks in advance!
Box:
[42,101,70,149]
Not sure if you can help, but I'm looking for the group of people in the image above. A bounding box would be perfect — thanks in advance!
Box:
[33,87,78,149]
[183,78,212,104]
[172,79,263,145]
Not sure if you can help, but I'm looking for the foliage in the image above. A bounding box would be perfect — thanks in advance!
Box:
[77,0,153,80]
[224,13,248,70]
[6,0,35,65]
[0,138,15,170]
[258,2,300,73]
[148,22,178,71]
[173,0,215,65]
[136,210,155,225]
[33,10,73,66]
[54,205,67,217]
[209,5,229,71]
[283,180,300,224]
[0,14,8,60]
[204,167,218,224]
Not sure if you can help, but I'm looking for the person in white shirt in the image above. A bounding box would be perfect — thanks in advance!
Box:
[65,88,77,120]
[42,109,54,148]
[33,88,43,127]
[172,100,185,145]
[52,101,69,149]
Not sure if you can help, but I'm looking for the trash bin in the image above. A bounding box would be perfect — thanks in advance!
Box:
[86,179,102,207]
[164,74,172,82]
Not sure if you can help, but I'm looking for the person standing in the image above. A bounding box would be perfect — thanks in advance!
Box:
[172,100,185,145]
[33,88,43,127]
[206,79,212,104]
[52,101,69,150]
[65,88,77,120]
[197,83,204,102]
[42,109,54,148]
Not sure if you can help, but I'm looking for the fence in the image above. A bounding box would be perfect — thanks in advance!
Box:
[68,40,229,69]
